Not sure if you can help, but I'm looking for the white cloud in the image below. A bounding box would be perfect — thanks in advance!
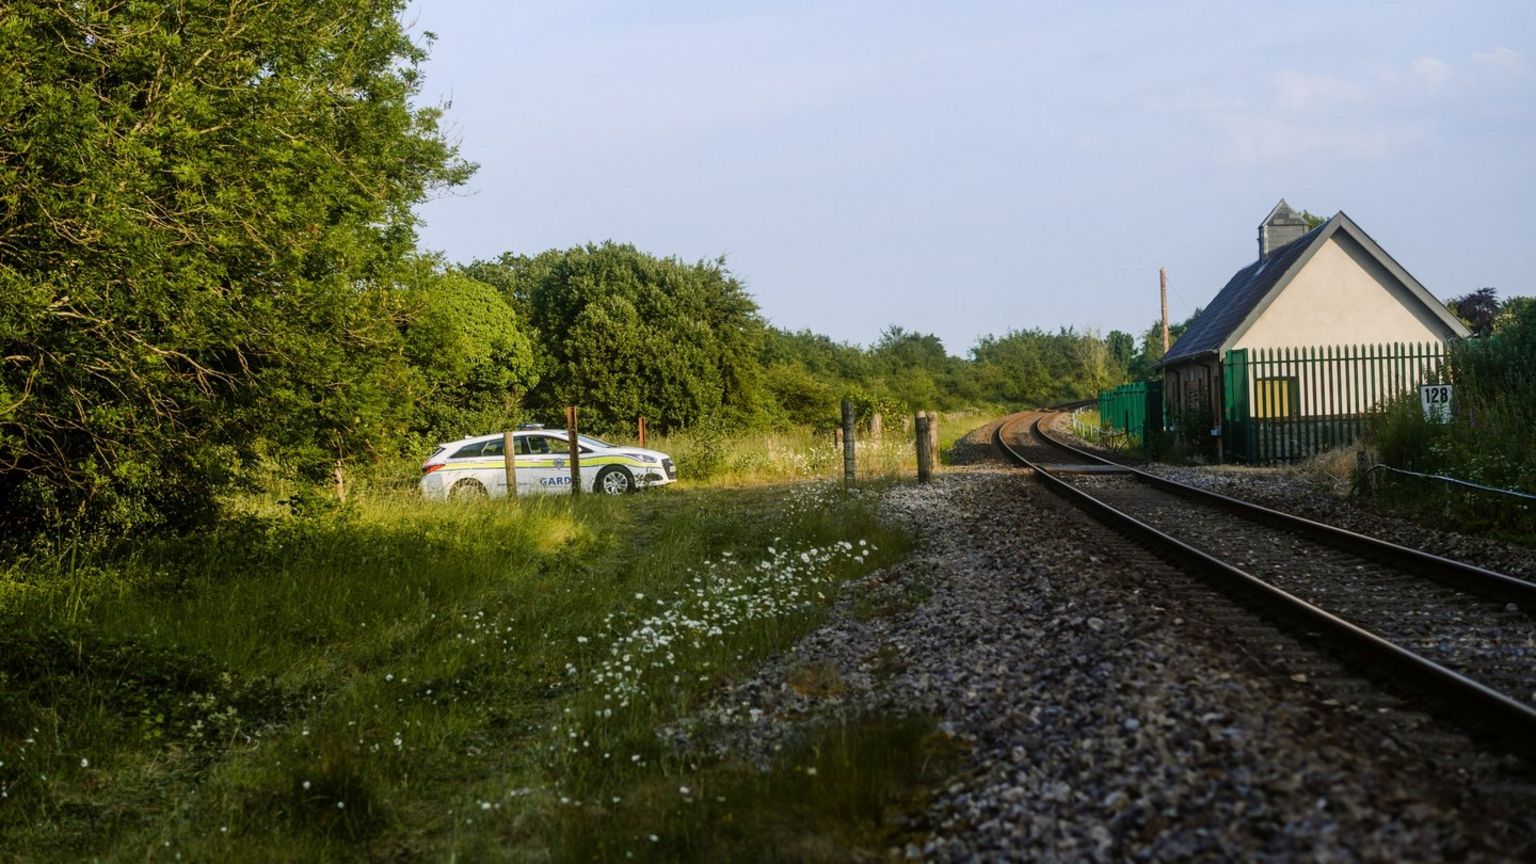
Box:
[1410,56,1453,90]
[1214,113,1403,163]
[1272,69,1368,113]
[1473,47,1526,76]
[1147,47,1528,164]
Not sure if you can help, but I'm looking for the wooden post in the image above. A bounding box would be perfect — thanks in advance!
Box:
[915,413,933,483]
[841,398,856,491]
[1160,267,1170,353]
[333,460,347,503]
[503,430,517,499]
[870,412,882,440]
[638,416,647,448]
[926,411,940,468]
[565,406,582,495]
[833,427,843,448]
[1357,449,1376,496]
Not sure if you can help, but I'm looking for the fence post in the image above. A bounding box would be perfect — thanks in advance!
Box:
[921,408,933,464]
[565,406,582,496]
[503,430,517,499]
[1356,449,1375,496]
[870,412,882,440]
[915,412,933,483]
[841,398,856,491]
[638,416,647,448]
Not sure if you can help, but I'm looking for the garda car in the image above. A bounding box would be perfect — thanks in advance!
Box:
[419,428,676,499]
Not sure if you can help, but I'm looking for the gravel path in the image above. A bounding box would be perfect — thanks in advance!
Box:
[675,423,1536,861]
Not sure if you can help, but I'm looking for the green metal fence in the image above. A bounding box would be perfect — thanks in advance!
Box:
[1222,342,1448,464]
[1098,381,1163,441]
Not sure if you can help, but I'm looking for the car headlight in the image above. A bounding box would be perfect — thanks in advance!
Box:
[636,454,658,463]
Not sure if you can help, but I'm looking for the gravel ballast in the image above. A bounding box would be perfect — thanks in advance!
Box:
[675,429,1535,860]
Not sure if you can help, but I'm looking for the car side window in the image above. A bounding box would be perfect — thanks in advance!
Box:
[481,438,504,457]
[524,436,552,455]
[451,441,485,459]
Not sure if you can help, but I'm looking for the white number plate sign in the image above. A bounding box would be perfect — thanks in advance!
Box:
[1420,384,1453,423]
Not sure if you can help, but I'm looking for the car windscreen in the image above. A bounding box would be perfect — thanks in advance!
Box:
[576,434,615,450]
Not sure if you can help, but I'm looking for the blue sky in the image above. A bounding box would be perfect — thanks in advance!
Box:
[408,1,1535,356]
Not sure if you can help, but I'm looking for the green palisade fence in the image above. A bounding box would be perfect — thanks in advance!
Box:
[1098,381,1163,441]
[1221,342,1447,464]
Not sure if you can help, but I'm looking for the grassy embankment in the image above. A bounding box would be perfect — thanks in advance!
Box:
[0,418,1002,861]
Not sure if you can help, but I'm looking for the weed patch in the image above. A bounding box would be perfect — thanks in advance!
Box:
[0,481,922,860]
[551,713,965,862]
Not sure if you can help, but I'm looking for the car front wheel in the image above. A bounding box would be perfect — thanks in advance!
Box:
[595,466,634,495]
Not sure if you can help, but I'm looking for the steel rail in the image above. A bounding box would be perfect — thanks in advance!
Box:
[1031,416,1536,606]
[994,412,1536,754]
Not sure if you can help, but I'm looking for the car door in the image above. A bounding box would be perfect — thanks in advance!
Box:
[515,433,566,494]
[477,436,508,497]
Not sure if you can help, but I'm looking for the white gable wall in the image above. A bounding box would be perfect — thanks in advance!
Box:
[1233,232,1456,351]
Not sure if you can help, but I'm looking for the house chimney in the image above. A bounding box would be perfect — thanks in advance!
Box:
[1258,199,1307,259]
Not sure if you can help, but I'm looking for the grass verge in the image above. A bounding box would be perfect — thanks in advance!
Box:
[0,481,935,861]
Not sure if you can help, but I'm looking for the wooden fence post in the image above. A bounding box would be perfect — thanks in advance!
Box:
[870,412,882,439]
[841,398,856,490]
[915,413,933,483]
[503,430,517,499]
[1357,449,1376,496]
[926,411,940,468]
[565,406,582,496]
[638,416,647,448]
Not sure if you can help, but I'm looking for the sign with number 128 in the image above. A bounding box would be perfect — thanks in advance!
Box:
[1420,384,1453,423]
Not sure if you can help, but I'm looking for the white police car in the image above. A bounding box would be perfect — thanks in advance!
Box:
[419,428,677,499]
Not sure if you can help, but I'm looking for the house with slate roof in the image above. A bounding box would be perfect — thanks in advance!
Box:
[1157,201,1469,458]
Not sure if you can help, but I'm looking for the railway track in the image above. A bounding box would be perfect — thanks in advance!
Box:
[995,410,1536,756]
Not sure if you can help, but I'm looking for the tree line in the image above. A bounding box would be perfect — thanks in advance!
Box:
[0,1,1330,540]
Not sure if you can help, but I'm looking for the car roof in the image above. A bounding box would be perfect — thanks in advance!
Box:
[439,429,570,448]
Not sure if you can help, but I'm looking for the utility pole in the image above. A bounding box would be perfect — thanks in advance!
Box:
[1160,267,1170,353]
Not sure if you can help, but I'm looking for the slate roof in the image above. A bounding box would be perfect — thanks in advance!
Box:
[1158,222,1325,365]
[1157,210,1468,367]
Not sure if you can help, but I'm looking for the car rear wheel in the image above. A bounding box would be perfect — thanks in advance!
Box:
[449,478,487,500]
[596,465,634,495]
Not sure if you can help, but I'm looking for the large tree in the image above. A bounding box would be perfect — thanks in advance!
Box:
[399,265,538,447]
[474,244,766,434]
[1446,287,1501,337]
[0,1,471,534]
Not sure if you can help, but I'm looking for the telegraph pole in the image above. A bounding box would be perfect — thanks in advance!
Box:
[1160,267,1170,353]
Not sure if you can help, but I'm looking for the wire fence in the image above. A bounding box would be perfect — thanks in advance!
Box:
[1356,463,1536,502]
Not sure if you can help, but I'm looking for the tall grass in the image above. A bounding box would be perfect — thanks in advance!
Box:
[646,409,1010,486]
[0,477,927,860]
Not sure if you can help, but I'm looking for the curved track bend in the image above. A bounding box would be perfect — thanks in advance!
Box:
[995,410,1536,756]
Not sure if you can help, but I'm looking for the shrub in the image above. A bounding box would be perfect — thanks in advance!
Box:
[1362,303,1536,536]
